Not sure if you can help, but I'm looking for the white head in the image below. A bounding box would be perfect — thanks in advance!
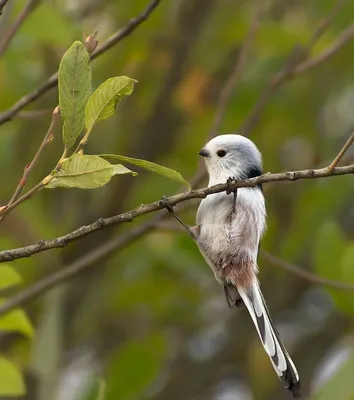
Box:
[199,134,263,185]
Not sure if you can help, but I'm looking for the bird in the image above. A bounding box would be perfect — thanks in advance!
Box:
[165,134,300,397]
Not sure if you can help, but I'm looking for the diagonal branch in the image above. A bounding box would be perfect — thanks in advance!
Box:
[328,132,354,171]
[0,0,161,125]
[240,0,350,136]
[292,24,354,76]
[260,250,354,291]
[0,0,40,57]
[7,106,60,207]
[2,202,354,319]
[1,162,354,263]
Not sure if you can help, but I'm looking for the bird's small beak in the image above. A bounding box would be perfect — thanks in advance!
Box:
[199,148,210,157]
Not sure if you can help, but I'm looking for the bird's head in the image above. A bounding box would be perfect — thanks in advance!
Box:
[199,134,263,184]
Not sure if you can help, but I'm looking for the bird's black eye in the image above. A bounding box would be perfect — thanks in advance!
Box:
[217,150,226,157]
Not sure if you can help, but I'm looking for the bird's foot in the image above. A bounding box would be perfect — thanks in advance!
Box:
[226,177,238,195]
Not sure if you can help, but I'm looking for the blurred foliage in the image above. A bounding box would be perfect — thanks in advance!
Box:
[0,0,354,399]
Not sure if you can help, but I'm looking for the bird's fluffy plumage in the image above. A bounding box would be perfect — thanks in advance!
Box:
[195,134,300,397]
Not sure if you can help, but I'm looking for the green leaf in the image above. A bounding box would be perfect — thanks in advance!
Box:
[105,333,166,400]
[100,154,190,189]
[85,76,137,131]
[0,356,25,396]
[45,154,136,189]
[0,265,21,291]
[59,41,91,149]
[313,354,354,400]
[0,299,34,337]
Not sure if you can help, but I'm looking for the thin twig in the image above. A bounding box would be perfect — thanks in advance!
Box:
[240,0,348,136]
[293,24,354,76]
[0,0,40,57]
[0,181,45,218]
[328,132,354,172]
[7,106,59,206]
[0,0,161,125]
[0,0,9,15]
[1,162,354,263]
[260,250,354,291]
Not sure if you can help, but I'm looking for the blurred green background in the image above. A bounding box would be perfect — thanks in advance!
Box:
[1,0,354,399]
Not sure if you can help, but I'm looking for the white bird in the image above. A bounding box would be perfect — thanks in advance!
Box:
[166,134,300,397]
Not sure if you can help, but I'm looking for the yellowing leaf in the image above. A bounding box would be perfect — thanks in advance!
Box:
[0,356,25,396]
[0,265,21,291]
[45,154,136,189]
[0,299,34,337]
[99,154,190,189]
[59,41,91,149]
[85,76,137,131]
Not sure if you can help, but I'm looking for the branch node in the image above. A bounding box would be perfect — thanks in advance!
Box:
[97,218,106,227]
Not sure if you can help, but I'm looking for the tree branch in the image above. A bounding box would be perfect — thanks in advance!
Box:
[260,250,354,291]
[292,24,354,76]
[0,0,161,125]
[7,107,59,206]
[328,131,354,171]
[1,162,354,263]
[240,0,350,136]
[0,0,40,57]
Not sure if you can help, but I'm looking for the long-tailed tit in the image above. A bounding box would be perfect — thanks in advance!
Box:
[166,134,300,397]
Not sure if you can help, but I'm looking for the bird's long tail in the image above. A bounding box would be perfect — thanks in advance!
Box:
[238,281,301,398]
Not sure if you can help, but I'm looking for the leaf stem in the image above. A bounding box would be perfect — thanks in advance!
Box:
[0,107,60,222]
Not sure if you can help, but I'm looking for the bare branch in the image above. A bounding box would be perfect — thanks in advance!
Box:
[0,107,61,222]
[260,250,354,291]
[328,132,354,172]
[0,0,161,125]
[293,24,354,76]
[2,198,354,318]
[0,0,40,57]
[7,107,59,206]
[240,0,350,136]
[1,162,354,263]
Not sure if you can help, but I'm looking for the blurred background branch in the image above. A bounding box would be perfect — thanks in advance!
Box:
[0,0,40,57]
